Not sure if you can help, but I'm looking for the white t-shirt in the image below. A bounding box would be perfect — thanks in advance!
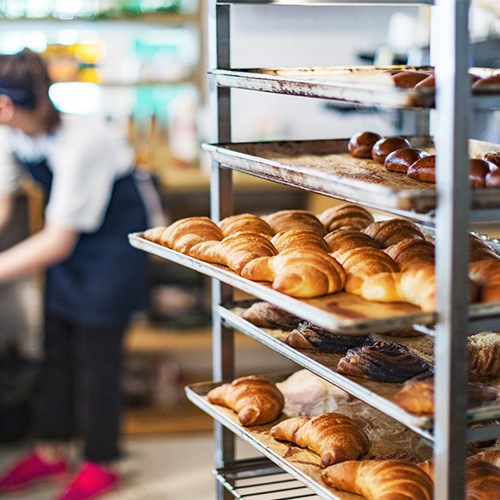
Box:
[0,114,136,233]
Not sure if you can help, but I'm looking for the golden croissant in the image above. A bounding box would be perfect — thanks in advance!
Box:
[363,218,425,248]
[189,231,278,274]
[240,247,346,298]
[263,209,326,237]
[325,228,380,254]
[270,412,369,467]
[318,203,374,232]
[322,459,433,500]
[206,375,284,426]
[271,229,330,253]
[218,213,274,237]
[385,238,435,272]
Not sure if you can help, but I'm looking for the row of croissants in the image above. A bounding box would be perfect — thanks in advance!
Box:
[143,203,500,311]
[207,375,500,500]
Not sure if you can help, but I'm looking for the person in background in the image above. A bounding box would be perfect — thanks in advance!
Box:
[0,48,160,500]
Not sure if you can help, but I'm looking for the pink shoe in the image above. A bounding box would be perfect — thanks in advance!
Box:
[0,452,67,491]
[58,462,119,500]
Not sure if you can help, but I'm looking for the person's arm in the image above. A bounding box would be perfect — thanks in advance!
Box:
[0,221,78,283]
[0,194,13,235]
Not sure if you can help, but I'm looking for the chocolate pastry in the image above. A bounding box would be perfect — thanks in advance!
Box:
[394,373,498,416]
[285,322,370,353]
[336,340,432,383]
[242,301,302,330]
[372,137,412,164]
[348,131,382,159]
[384,148,429,174]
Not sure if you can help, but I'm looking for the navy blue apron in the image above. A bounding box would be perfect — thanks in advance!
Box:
[23,160,149,327]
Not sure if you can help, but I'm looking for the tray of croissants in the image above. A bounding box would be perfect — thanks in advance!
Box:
[130,202,500,334]
[203,134,500,213]
[185,370,500,500]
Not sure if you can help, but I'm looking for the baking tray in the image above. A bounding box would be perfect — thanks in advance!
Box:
[220,305,500,434]
[203,137,500,214]
[129,232,432,334]
[210,66,500,110]
[185,370,433,500]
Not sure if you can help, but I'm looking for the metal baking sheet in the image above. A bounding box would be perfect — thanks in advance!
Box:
[186,370,433,500]
[129,232,433,334]
[220,306,500,433]
[211,66,500,110]
[203,138,500,214]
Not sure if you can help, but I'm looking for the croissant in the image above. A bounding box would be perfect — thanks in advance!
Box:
[263,209,326,237]
[385,238,435,272]
[242,301,303,330]
[469,234,499,262]
[318,204,374,232]
[189,231,278,274]
[336,340,432,383]
[325,228,380,254]
[270,412,369,467]
[363,219,425,248]
[240,247,346,298]
[333,246,399,295]
[321,459,433,500]
[159,217,224,254]
[143,225,168,244]
[285,322,369,353]
[271,229,331,253]
[470,450,500,469]
[469,258,500,302]
[218,213,274,237]
[393,374,498,415]
[206,375,284,426]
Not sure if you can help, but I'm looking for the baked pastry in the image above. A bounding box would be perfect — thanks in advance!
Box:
[270,229,330,253]
[468,332,500,380]
[473,74,500,88]
[318,204,374,232]
[336,340,432,383]
[470,159,494,188]
[143,225,167,244]
[482,152,500,169]
[333,246,399,295]
[242,301,303,330]
[348,131,382,159]
[159,216,224,254]
[407,155,436,183]
[392,70,431,88]
[218,213,274,237]
[263,210,326,237]
[270,412,369,467]
[385,238,435,272]
[469,258,500,302]
[485,169,500,188]
[285,322,369,353]
[189,231,278,274]
[207,375,284,426]
[470,450,500,469]
[414,74,436,88]
[469,234,499,262]
[240,247,346,298]
[322,459,433,500]
[384,148,429,174]
[363,219,425,249]
[394,374,498,416]
[325,228,380,254]
[371,137,412,164]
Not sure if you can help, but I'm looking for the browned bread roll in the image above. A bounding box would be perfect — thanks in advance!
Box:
[392,70,431,88]
[363,219,425,249]
[333,246,399,295]
[394,374,498,416]
[485,169,500,188]
[414,74,436,88]
[372,137,412,164]
[322,459,433,500]
[470,158,494,188]
[285,322,369,352]
[384,147,429,173]
[159,216,224,254]
[348,131,382,159]
[385,238,435,272]
[218,213,274,237]
[482,152,500,169]
[336,340,432,383]
[473,74,500,88]
[263,209,326,237]
[325,228,380,254]
[189,231,278,274]
[207,375,284,426]
[407,155,436,183]
[242,301,303,330]
[240,247,346,298]
[318,204,375,232]
[270,413,369,467]
[468,332,500,380]
[271,229,330,253]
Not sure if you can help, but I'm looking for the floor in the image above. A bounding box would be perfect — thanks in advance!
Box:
[1,432,220,500]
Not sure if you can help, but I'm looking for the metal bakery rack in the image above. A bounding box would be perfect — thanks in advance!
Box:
[128,1,500,498]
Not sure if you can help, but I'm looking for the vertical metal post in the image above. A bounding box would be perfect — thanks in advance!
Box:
[208,3,236,498]
[433,1,471,498]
